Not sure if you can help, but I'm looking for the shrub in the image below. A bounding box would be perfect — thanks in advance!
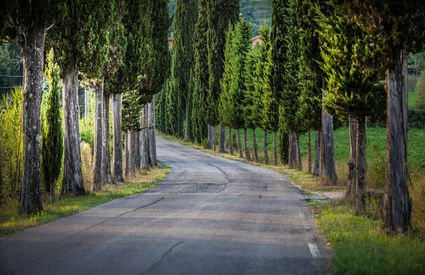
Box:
[80,141,93,191]
[415,70,425,111]
[368,144,386,189]
[0,88,23,199]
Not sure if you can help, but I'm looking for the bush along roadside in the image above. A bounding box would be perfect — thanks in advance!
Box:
[0,165,170,236]
[157,132,425,275]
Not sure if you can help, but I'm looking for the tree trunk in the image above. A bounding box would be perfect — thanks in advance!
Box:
[149,97,157,166]
[212,126,216,151]
[228,128,234,155]
[355,117,367,215]
[125,131,129,178]
[346,117,357,197]
[141,104,150,170]
[273,131,277,165]
[92,82,103,191]
[62,64,85,196]
[288,133,297,169]
[102,92,112,184]
[320,109,337,185]
[313,131,320,176]
[219,123,226,153]
[84,89,89,118]
[237,129,243,158]
[184,103,189,141]
[252,128,259,162]
[207,125,213,149]
[263,130,269,164]
[135,131,141,169]
[112,93,123,182]
[308,130,312,173]
[244,128,250,161]
[296,134,302,171]
[20,23,45,213]
[383,48,411,233]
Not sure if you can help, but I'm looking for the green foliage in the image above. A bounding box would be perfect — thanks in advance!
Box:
[205,0,240,126]
[172,0,197,138]
[191,0,209,143]
[187,70,195,141]
[166,77,178,135]
[316,203,425,275]
[79,92,95,147]
[244,45,260,129]
[415,70,425,111]
[0,43,23,95]
[318,5,386,123]
[278,0,303,135]
[0,88,23,199]
[41,49,63,194]
[47,1,115,78]
[257,25,278,132]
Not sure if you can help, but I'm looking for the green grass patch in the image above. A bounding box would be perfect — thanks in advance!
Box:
[315,202,425,275]
[0,165,170,236]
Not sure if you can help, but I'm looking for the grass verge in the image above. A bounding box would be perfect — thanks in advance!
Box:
[310,201,425,275]
[0,165,170,236]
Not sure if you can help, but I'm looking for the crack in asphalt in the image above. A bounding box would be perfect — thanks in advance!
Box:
[79,197,165,233]
[140,241,183,274]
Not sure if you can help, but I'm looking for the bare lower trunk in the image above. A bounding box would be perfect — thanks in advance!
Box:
[212,126,216,151]
[252,129,258,162]
[141,104,150,170]
[355,117,367,215]
[112,94,123,182]
[93,82,103,191]
[346,118,357,197]
[62,64,85,196]
[129,131,136,177]
[308,130,312,173]
[288,133,297,169]
[383,48,411,233]
[228,128,234,155]
[84,89,89,118]
[184,103,189,141]
[237,129,243,158]
[313,131,320,176]
[244,128,250,161]
[149,97,157,165]
[320,109,337,185]
[219,123,226,153]
[207,125,213,149]
[125,131,129,177]
[264,130,269,164]
[296,134,302,171]
[102,92,112,184]
[135,131,141,169]
[273,131,277,165]
[20,23,45,213]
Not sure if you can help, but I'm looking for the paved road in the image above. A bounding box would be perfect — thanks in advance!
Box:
[0,137,329,275]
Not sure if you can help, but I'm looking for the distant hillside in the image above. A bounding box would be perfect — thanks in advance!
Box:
[168,0,272,36]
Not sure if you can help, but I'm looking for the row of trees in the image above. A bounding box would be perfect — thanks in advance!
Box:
[156,0,425,234]
[0,0,170,214]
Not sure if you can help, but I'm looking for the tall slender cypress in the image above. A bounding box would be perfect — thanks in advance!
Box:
[172,0,198,139]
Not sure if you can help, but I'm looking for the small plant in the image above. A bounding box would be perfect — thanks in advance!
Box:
[415,70,425,111]
[368,144,385,189]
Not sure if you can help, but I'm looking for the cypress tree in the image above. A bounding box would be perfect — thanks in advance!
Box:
[318,5,385,215]
[258,25,278,165]
[1,1,61,213]
[192,0,209,144]
[336,0,425,234]
[271,0,289,165]
[172,0,198,139]
[206,0,239,150]
[278,0,304,170]
[41,48,63,198]
[47,1,115,196]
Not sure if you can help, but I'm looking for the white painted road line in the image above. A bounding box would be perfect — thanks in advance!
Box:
[308,243,321,258]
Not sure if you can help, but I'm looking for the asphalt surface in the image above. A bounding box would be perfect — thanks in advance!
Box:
[0,137,329,275]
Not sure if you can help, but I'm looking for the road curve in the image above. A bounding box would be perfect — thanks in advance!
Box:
[0,137,329,275]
